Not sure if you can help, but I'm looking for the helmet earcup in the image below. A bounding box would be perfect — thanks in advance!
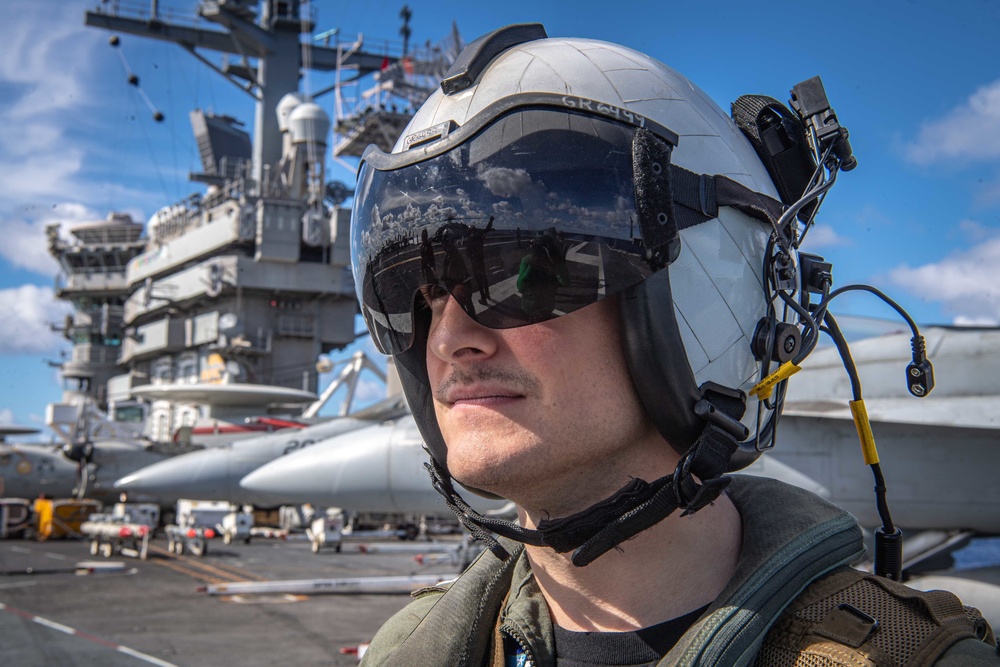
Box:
[619,269,702,455]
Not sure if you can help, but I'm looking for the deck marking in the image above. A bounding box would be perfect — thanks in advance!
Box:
[148,544,265,583]
[0,601,179,666]
[0,581,37,590]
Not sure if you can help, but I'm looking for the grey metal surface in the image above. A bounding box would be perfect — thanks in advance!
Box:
[115,416,380,505]
[0,534,458,666]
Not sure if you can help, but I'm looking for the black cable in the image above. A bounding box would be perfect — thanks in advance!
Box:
[871,463,895,535]
[813,284,919,338]
[774,142,838,250]
[819,318,861,401]
[810,283,933,399]
[823,312,897,536]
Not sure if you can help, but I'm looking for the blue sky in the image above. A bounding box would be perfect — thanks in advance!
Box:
[1,0,998,433]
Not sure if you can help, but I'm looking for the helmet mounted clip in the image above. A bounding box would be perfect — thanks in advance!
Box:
[441,23,548,95]
[632,127,681,270]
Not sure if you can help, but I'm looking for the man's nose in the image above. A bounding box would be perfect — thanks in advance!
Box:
[426,294,498,363]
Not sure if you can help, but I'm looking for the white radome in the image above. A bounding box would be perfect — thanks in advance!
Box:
[288,102,331,146]
[276,92,304,133]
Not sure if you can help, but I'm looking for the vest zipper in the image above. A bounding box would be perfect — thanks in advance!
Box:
[500,624,538,667]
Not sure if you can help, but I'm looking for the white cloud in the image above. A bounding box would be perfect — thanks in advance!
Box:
[886,235,1000,324]
[0,6,98,203]
[352,375,389,405]
[953,314,1000,326]
[0,4,163,278]
[0,284,72,355]
[0,5,111,280]
[0,409,14,425]
[0,203,107,275]
[956,219,996,243]
[800,223,851,251]
[905,79,1000,166]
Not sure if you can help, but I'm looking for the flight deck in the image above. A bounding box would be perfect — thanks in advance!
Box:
[0,533,465,666]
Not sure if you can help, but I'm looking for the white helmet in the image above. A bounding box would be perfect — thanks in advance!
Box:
[351,24,841,564]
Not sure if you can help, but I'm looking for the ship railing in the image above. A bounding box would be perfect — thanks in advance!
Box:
[65,305,125,334]
[91,0,204,29]
[69,227,145,246]
[148,184,244,245]
[332,25,463,162]
[55,265,130,278]
[201,173,252,209]
[149,199,200,244]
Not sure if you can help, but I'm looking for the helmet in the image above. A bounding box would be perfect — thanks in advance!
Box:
[351,25,806,563]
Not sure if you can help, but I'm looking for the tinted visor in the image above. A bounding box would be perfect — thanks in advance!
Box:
[352,107,665,355]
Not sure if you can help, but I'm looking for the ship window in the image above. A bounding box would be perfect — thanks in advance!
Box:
[177,354,198,384]
[151,358,174,383]
[114,405,145,423]
[153,413,170,442]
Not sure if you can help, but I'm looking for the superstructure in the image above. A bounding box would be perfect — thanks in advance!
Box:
[44,0,458,446]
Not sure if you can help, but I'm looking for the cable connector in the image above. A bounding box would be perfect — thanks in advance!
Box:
[906,335,934,397]
[875,526,903,581]
[799,253,833,294]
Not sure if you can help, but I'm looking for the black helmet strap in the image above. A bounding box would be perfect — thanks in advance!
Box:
[632,128,787,271]
[425,385,746,566]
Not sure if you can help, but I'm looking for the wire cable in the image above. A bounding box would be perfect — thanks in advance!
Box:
[823,311,902,579]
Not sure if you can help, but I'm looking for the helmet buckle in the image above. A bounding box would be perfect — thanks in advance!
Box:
[694,382,749,441]
[672,446,733,515]
[679,476,733,516]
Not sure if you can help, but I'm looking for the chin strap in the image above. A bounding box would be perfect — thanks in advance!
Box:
[426,385,746,566]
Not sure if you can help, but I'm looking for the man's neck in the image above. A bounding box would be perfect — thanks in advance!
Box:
[522,493,743,632]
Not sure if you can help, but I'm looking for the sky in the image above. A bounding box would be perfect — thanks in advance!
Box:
[1,0,998,434]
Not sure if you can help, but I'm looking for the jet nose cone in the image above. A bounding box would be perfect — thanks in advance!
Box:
[240,422,395,506]
[239,456,310,499]
[114,456,190,493]
[114,449,232,500]
[114,472,142,489]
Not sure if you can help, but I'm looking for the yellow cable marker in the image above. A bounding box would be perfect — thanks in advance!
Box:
[750,361,801,400]
[849,398,879,465]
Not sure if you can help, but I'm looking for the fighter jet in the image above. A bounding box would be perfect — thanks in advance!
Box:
[239,412,511,515]
[0,437,170,503]
[234,324,1000,625]
[239,325,1000,535]
[0,436,77,499]
[0,425,41,441]
[774,325,1000,534]
[238,412,824,515]
[114,395,409,506]
[768,324,1000,624]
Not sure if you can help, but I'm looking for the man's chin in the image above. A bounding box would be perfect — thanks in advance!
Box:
[448,463,517,500]
[453,476,507,500]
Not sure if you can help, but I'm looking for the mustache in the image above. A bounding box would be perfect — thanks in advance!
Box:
[433,365,541,400]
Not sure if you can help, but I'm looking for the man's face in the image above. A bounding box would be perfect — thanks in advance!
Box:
[424,291,667,514]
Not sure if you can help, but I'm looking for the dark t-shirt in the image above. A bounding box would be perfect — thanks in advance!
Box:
[551,605,709,667]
